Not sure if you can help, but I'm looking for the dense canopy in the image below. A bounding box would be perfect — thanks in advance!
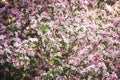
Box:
[0,0,120,80]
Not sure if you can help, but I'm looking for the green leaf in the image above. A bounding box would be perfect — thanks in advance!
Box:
[96,33,98,36]
[105,62,111,70]
[63,66,70,73]
[23,14,27,19]
[70,69,80,76]
[102,41,108,45]
[54,56,64,60]
[40,25,50,34]
[60,40,67,49]
[56,33,61,38]
[51,57,61,66]
[88,16,92,21]
[41,17,49,22]
[30,58,36,64]
[7,26,18,32]
[51,77,57,80]
[45,37,50,45]
[38,36,42,40]
[98,68,103,80]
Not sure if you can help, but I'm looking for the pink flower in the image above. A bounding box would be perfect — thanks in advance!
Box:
[0,35,5,40]
[69,57,80,66]
[0,48,4,55]
[31,10,38,16]
[54,0,60,3]
[28,49,35,57]
[113,18,120,26]
[53,26,60,31]
[88,0,99,8]
[81,0,89,10]
[11,8,20,18]
[73,77,79,80]
[91,39,99,45]
[98,62,107,72]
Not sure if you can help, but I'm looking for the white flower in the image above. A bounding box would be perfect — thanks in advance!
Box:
[14,42,21,47]
[4,48,12,54]
[29,38,38,42]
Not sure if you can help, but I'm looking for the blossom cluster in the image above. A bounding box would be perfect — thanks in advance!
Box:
[0,0,120,80]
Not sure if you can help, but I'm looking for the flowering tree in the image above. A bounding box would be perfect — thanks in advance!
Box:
[0,0,120,80]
